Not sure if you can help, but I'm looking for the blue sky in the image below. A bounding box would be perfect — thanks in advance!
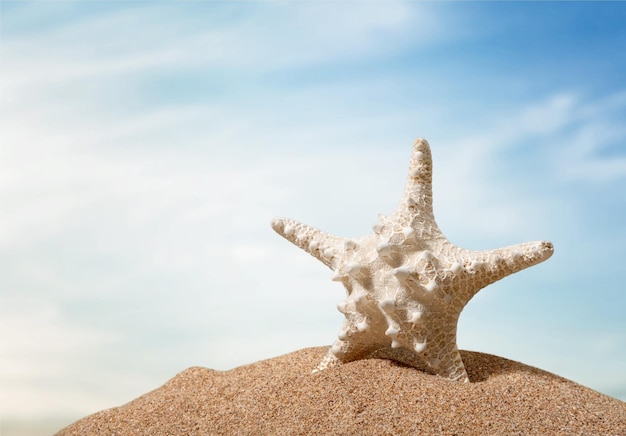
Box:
[1,1,625,432]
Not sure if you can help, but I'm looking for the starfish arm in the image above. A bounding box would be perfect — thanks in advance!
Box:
[482,240,554,278]
[388,138,443,239]
[425,342,469,382]
[314,333,385,373]
[458,240,554,303]
[401,139,435,215]
[507,240,554,266]
[271,217,345,269]
[312,348,342,372]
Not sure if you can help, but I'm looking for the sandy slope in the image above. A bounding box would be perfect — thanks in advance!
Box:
[57,347,626,435]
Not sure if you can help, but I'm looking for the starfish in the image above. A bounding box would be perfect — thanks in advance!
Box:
[271,139,553,382]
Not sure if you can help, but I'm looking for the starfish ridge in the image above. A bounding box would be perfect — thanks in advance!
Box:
[271,139,553,382]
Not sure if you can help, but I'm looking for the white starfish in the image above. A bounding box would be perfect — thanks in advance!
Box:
[271,139,553,382]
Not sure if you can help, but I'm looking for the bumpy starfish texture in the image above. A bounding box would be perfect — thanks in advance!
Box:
[271,139,553,382]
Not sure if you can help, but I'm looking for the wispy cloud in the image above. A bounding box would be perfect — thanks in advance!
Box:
[2,2,434,103]
[552,92,626,183]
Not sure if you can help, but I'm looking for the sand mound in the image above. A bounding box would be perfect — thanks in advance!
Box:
[57,347,625,435]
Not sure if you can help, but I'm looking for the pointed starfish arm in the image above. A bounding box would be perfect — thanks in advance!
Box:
[401,138,435,215]
[473,240,554,288]
[271,217,345,269]
[391,139,441,239]
[491,240,554,272]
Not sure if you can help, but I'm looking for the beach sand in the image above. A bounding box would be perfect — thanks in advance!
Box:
[57,347,625,435]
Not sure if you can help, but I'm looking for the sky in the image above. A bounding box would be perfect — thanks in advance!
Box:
[1,1,625,433]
